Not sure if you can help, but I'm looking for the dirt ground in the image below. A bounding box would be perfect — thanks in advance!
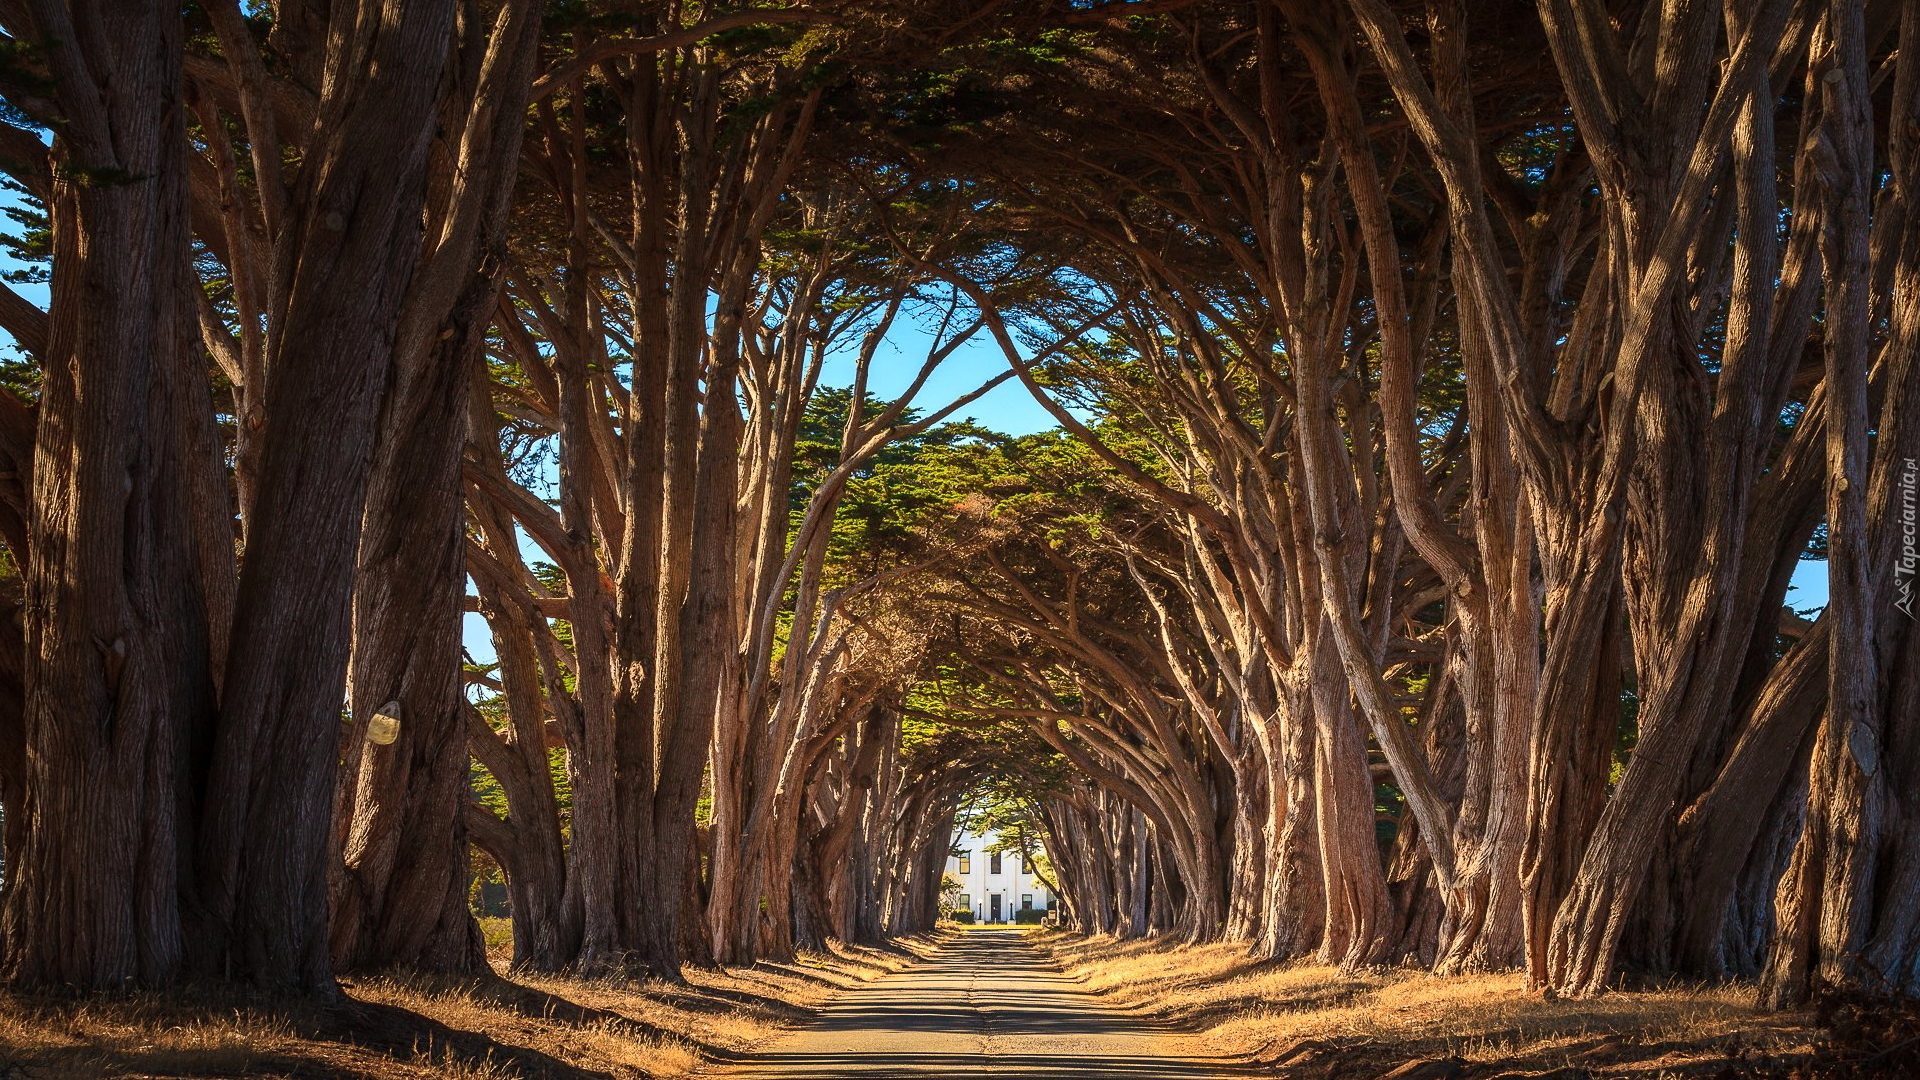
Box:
[0,937,940,1080]
[2,930,1914,1080]
[1028,930,1920,1080]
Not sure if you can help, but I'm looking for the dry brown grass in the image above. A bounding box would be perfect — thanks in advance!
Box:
[1030,930,1823,1079]
[0,936,941,1080]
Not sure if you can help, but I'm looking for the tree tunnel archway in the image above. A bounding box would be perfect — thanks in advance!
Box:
[0,0,1910,1012]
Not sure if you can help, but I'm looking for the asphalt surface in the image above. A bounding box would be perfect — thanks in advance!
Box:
[705,929,1235,1079]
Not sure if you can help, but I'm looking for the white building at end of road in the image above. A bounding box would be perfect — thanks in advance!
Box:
[945,828,1053,924]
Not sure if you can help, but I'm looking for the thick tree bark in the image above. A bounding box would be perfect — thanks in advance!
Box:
[330,273,494,977]
[0,575,22,891]
[1260,693,1324,959]
[1671,619,1828,976]
[196,0,459,990]
[1305,627,1393,968]
[1765,0,1920,1002]
[0,0,229,990]
[329,0,538,977]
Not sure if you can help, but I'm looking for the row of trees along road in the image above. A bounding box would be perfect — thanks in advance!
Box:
[0,0,1910,1009]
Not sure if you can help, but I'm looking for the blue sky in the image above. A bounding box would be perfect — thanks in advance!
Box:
[820,324,1062,437]
[1787,559,1829,612]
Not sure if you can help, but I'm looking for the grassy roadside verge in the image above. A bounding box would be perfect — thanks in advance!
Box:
[1025,929,1842,1079]
[0,935,944,1080]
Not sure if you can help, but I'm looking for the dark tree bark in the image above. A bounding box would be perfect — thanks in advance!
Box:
[0,0,229,990]
[1765,0,1920,1003]
[195,0,460,990]
[329,0,539,978]
[330,278,496,977]
[0,575,22,888]
[0,2,232,991]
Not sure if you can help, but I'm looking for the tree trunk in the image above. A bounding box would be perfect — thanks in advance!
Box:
[1260,694,1324,959]
[0,0,228,989]
[1306,627,1393,968]
[1765,0,1920,1001]
[329,0,537,974]
[330,271,498,976]
[193,0,459,990]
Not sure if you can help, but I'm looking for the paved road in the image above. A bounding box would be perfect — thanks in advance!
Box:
[704,929,1235,1079]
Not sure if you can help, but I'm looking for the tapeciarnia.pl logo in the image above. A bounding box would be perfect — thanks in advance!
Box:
[1899,457,1917,619]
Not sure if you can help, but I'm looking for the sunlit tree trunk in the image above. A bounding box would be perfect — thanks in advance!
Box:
[193,0,461,990]
[1764,0,1920,1003]
[465,403,580,972]
[0,0,229,989]
[329,0,538,976]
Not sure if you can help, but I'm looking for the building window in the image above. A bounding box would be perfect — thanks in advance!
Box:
[1021,893,1033,909]
[989,852,1003,875]
[957,893,970,911]
[1022,853,1033,873]
[957,852,970,874]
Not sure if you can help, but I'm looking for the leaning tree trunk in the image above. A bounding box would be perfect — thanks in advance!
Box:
[196,0,459,990]
[329,274,498,976]
[328,0,537,975]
